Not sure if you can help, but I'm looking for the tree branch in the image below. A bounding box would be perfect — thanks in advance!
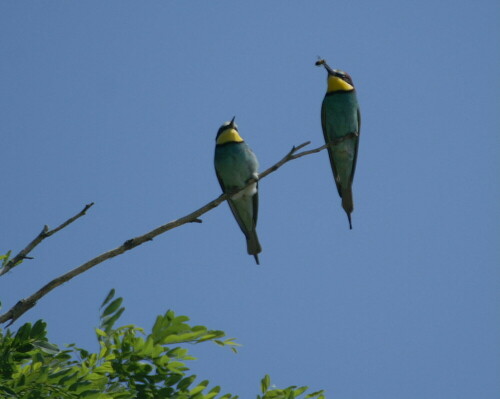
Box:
[0,141,328,326]
[0,203,95,277]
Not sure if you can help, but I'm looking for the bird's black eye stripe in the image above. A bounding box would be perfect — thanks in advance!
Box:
[343,75,353,85]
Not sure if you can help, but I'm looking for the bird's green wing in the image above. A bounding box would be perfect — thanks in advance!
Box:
[252,185,259,226]
[349,106,361,185]
[321,99,342,197]
[215,169,227,194]
[216,170,255,240]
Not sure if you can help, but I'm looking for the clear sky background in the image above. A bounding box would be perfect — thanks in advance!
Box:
[1,1,499,398]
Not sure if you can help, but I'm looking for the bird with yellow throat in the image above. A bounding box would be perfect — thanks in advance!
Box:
[316,58,361,229]
[214,117,262,264]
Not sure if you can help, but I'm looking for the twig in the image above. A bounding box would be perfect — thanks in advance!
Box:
[0,141,328,326]
[0,203,95,277]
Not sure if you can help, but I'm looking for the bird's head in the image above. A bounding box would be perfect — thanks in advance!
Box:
[216,116,244,145]
[315,59,355,93]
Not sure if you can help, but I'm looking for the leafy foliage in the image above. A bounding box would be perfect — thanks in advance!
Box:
[0,251,12,272]
[259,374,325,399]
[0,289,325,398]
[0,251,11,266]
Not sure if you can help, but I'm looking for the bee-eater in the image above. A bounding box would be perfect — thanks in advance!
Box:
[214,117,262,264]
[316,59,361,229]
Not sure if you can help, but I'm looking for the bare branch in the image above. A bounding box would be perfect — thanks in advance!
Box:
[45,202,95,237]
[0,203,95,277]
[0,141,329,326]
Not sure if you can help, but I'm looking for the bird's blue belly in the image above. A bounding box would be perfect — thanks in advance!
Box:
[214,143,258,189]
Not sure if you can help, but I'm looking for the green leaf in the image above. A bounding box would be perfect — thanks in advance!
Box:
[14,322,32,342]
[164,373,183,387]
[79,348,90,359]
[177,375,196,391]
[261,374,271,393]
[69,380,93,394]
[48,368,74,380]
[33,340,59,354]
[208,385,221,395]
[305,390,325,398]
[166,310,176,320]
[101,289,116,308]
[95,328,107,338]
[0,385,16,395]
[167,361,187,373]
[59,371,79,385]
[80,390,110,398]
[101,298,123,318]
[30,320,46,339]
[175,315,190,323]
[1,250,12,266]
[33,351,44,363]
[197,333,220,343]
[189,380,209,395]
[93,362,114,374]
[101,307,125,331]
[294,386,308,397]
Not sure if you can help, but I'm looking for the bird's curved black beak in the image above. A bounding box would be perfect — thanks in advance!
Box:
[316,59,337,76]
[323,62,336,76]
[229,116,236,128]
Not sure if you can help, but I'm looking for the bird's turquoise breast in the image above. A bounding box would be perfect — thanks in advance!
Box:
[322,91,359,138]
[214,142,259,188]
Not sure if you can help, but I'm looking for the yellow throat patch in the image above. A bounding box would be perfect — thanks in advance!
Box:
[216,128,244,145]
[327,75,354,92]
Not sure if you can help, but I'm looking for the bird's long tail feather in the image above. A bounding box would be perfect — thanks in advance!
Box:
[341,187,354,230]
[247,231,262,265]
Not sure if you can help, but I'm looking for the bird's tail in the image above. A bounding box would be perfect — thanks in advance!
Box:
[341,186,354,230]
[246,230,262,265]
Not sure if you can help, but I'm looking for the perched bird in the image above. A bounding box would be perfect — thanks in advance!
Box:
[316,58,361,229]
[214,117,262,264]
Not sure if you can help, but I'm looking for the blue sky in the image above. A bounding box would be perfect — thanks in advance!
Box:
[1,1,499,398]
